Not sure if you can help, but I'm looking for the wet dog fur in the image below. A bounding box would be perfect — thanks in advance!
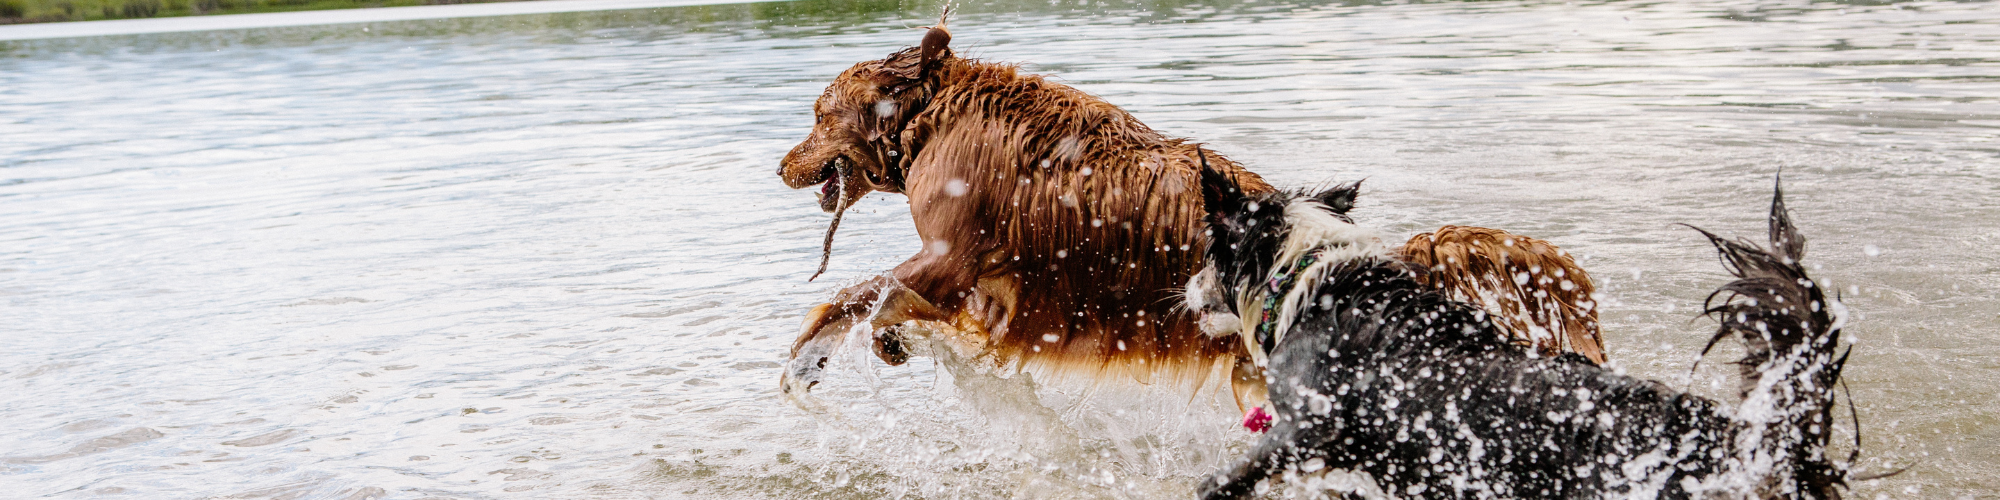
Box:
[775,16,1609,400]
[1186,169,1853,499]
[776,18,1279,394]
[1398,226,1604,364]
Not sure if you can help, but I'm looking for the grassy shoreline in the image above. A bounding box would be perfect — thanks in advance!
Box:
[0,0,528,24]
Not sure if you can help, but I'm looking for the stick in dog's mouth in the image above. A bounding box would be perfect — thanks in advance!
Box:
[815,161,845,212]
[809,158,851,282]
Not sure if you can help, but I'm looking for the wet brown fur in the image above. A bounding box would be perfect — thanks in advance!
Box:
[778,31,1277,387]
[778,26,1606,394]
[1399,225,1606,363]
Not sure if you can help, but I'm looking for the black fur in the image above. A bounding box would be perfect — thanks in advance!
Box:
[1190,171,1851,499]
[1194,152,1361,308]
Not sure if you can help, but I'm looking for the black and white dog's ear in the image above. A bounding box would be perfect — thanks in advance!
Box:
[1197,149,1244,218]
[1312,179,1362,215]
[1767,173,1805,263]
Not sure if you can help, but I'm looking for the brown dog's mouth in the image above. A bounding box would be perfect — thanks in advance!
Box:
[814,157,846,213]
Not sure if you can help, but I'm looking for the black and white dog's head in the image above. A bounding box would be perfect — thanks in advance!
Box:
[1184,154,1383,359]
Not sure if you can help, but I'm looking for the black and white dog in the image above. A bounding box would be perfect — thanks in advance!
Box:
[1184,164,1854,499]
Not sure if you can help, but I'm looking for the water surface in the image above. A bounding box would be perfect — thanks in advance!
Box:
[3,0,1997,497]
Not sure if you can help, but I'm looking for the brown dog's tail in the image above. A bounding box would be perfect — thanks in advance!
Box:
[1399,227,1605,364]
[1690,176,1851,498]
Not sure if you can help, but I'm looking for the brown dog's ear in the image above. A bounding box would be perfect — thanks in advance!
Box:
[874,7,953,95]
[920,6,952,67]
[875,8,951,87]
[920,25,951,67]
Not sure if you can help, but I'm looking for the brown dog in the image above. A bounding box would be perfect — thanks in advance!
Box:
[775,21,1604,401]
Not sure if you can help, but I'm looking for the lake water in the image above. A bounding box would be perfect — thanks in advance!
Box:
[2,0,1996,498]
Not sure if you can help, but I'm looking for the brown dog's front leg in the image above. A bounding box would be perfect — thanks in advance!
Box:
[1229,355,1269,414]
[781,275,957,392]
[782,303,861,395]
[865,284,952,366]
[781,276,896,394]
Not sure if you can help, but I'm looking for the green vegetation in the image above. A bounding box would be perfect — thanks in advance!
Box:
[0,0,1373,29]
[0,0,1417,27]
[0,0,514,24]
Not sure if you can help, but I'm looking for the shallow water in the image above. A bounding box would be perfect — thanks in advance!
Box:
[2,0,1997,498]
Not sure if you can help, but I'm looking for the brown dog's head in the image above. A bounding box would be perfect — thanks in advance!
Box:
[778,19,955,212]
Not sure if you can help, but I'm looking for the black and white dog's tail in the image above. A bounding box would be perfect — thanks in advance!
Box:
[1688,178,1851,498]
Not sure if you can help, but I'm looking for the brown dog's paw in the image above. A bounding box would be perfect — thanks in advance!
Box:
[781,336,838,395]
[783,303,857,394]
[873,325,910,366]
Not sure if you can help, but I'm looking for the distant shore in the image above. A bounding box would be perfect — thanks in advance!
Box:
[0,0,782,40]
[0,0,532,25]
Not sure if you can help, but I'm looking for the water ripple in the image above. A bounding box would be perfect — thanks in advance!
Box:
[1,0,1995,497]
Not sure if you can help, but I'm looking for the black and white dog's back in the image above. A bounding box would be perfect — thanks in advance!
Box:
[1185,164,1851,499]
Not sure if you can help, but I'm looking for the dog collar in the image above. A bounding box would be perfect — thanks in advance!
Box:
[1253,252,1319,356]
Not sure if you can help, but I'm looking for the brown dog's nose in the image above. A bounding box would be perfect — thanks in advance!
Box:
[775,164,785,177]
